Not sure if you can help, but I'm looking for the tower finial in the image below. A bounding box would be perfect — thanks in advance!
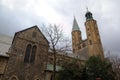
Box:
[86,6,89,12]
[85,7,93,20]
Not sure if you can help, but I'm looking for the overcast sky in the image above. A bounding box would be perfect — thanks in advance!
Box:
[0,0,120,57]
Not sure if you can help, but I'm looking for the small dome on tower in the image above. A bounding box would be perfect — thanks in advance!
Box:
[85,9,93,20]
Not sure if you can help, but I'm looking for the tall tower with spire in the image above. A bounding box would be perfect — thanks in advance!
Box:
[72,17,82,53]
[71,9,104,59]
[85,10,104,58]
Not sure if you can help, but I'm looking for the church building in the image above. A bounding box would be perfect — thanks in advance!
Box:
[0,10,104,80]
[72,10,104,59]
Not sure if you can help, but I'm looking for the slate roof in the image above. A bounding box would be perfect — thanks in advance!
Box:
[0,33,13,57]
[0,52,9,58]
[77,47,89,60]
[72,17,80,31]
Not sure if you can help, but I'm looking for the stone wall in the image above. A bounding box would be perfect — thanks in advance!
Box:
[0,56,9,80]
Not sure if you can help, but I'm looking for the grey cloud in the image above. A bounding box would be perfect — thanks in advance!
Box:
[0,0,120,57]
[0,5,45,36]
[51,0,120,56]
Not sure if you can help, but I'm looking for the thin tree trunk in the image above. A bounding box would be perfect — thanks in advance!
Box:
[53,47,56,80]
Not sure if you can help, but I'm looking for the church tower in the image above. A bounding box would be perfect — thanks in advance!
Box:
[72,17,82,53]
[85,10,104,58]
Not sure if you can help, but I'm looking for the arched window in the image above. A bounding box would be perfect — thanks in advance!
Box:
[10,77,17,80]
[30,45,37,63]
[24,44,32,63]
[9,76,18,80]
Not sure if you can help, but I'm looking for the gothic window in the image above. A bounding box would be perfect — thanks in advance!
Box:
[24,44,32,63]
[30,45,37,63]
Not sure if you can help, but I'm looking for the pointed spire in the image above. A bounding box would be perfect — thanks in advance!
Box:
[72,16,80,31]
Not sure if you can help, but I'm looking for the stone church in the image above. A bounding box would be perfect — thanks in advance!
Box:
[0,10,104,80]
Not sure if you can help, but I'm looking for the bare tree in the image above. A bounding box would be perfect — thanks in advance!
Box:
[110,56,120,80]
[42,24,71,80]
[106,52,120,80]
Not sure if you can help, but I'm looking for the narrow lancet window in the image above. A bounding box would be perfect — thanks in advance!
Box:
[24,44,32,63]
[30,45,37,63]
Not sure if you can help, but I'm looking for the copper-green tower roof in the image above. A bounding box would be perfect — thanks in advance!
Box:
[72,17,80,31]
[85,8,93,20]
